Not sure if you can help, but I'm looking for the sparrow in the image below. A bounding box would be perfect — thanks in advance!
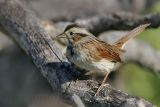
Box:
[57,23,150,95]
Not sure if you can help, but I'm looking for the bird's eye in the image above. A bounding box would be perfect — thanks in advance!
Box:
[70,32,73,35]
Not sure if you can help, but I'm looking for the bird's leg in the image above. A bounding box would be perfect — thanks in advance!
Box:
[95,71,109,96]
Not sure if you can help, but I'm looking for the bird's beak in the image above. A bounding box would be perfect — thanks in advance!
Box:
[56,33,66,38]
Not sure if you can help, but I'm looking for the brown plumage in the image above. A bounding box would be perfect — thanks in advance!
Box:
[81,39,121,62]
[56,23,150,96]
[114,24,150,48]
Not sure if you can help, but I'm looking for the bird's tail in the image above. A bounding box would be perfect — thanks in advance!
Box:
[114,23,150,49]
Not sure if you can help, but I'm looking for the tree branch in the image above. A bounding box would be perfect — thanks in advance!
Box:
[0,0,155,107]
[81,13,160,35]
[54,12,160,35]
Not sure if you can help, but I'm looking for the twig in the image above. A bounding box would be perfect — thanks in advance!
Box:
[0,0,155,107]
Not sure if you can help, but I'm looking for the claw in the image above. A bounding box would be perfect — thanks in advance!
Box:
[95,84,108,96]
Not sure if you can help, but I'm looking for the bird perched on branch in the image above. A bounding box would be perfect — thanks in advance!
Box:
[56,23,150,96]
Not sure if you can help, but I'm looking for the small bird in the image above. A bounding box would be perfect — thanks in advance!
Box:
[57,23,150,95]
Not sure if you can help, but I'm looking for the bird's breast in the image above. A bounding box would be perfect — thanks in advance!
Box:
[92,59,115,71]
[66,45,93,70]
[66,45,116,72]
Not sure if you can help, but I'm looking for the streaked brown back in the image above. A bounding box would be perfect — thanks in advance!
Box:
[81,38,121,62]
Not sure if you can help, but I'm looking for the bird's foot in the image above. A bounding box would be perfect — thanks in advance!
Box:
[95,83,108,96]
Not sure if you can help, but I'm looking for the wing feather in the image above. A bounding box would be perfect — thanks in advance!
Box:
[81,38,121,62]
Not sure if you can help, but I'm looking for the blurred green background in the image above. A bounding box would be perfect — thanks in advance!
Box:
[120,1,160,106]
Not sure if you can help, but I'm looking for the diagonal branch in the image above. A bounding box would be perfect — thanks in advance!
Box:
[0,0,155,107]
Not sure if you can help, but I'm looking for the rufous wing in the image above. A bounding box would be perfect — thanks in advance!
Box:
[82,39,121,62]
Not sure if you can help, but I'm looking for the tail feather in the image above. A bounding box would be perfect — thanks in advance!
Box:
[114,23,150,49]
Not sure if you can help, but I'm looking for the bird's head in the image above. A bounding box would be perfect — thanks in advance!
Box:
[57,23,91,44]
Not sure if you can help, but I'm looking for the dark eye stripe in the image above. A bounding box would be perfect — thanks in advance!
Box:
[74,33,88,37]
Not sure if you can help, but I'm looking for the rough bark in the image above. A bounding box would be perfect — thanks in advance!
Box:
[0,0,155,107]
